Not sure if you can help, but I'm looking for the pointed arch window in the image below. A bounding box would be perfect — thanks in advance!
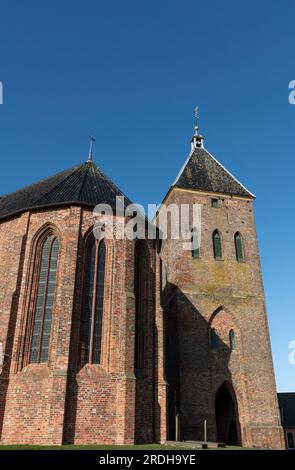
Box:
[234,232,244,262]
[82,234,106,364]
[213,230,222,259]
[210,327,217,350]
[30,234,59,363]
[229,329,237,351]
[191,227,200,259]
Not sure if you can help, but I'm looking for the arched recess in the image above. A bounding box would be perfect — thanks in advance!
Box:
[208,305,240,354]
[22,223,61,368]
[134,239,154,444]
[215,381,241,445]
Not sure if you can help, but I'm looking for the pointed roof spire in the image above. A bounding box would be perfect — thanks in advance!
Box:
[87,135,96,162]
[170,107,254,198]
[191,106,204,150]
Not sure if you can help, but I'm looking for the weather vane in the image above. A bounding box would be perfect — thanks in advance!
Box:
[87,135,96,162]
[194,106,199,131]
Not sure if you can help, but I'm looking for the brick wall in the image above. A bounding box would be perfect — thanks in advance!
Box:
[0,185,283,449]
[0,206,166,445]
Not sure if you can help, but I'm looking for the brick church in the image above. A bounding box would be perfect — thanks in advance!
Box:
[0,120,284,448]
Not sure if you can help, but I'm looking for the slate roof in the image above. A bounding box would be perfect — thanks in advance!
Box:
[173,146,254,198]
[278,393,295,427]
[0,161,133,221]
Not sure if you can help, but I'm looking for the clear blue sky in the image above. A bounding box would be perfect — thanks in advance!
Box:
[0,0,294,391]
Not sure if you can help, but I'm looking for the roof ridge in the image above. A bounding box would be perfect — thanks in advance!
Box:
[172,147,194,186]
[90,160,133,207]
[75,162,91,201]
[202,146,255,198]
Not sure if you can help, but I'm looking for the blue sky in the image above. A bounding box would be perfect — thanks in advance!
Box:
[0,0,294,391]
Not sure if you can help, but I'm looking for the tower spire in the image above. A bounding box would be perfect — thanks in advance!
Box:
[191,106,204,150]
[87,135,96,162]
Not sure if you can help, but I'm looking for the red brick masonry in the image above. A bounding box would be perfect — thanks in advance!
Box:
[0,191,284,448]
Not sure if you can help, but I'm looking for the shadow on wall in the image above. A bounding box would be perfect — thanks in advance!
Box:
[163,282,242,445]
[62,228,86,445]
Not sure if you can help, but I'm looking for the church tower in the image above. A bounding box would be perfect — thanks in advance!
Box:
[157,115,284,449]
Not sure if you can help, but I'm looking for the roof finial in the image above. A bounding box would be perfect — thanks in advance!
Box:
[87,135,96,162]
[191,106,204,150]
[194,106,199,135]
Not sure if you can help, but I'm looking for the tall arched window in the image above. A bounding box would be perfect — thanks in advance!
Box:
[30,234,59,363]
[210,327,217,350]
[234,232,244,262]
[191,227,200,259]
[134,242,148,372]
[229,329,237,351]
[213,230,222,259]
[82,234,106,364]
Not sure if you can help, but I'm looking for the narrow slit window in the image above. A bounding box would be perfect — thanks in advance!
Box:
[229,329,237,351]
[287,432,295,449]
[210,328,217,350]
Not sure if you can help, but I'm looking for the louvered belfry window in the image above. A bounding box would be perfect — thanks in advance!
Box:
[213,230,222,259]
[235,232,244,261]
[30,235,59,363]
[82,234,106,364]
